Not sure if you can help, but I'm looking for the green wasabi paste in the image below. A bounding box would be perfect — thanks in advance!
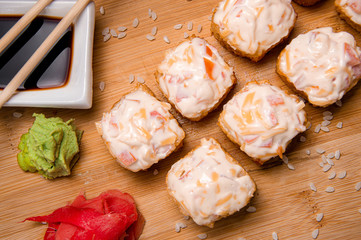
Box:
[17,113,83,179]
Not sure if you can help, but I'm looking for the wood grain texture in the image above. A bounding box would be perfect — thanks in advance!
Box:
[1,0,361,239]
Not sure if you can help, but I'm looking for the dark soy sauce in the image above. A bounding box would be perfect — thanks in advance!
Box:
[0,16,73,90]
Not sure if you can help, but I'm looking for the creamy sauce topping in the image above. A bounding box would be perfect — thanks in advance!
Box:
[219,82,306,162]
[278,27,361,106]
[97,89,185,172]
[212,0,296,57]
[338,0,361,25]
[167,138,255,227]
[157,37,234,120]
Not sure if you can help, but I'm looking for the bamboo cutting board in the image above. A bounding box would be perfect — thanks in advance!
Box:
[1,0,361,239]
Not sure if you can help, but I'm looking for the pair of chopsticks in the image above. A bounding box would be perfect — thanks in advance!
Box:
[0,0,92,108]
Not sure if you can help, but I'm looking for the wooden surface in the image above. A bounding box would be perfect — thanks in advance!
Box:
[1,0,361,239]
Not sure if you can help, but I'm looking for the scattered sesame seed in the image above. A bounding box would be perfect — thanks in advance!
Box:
[335,99,342,107]
[320,126,330,132]
[272,232,278,240]
[175,224,181,233]
[118,32,127,39]
[148,8,152,18]
[328,171,336,180]
[184,215,190,220]
[336,122,343,129]
[13,112,23,118]
[312,229,319,239]
[103,33,111,42]
[282,155,289,164]
[175,222,187,233]
[208,15,212,21]
[146,34,156,41]
[99,81,105,91]
[310,182,317,192]
[306,121,312,130]
[184,32,189,38]
[197,233,208,239]
[151,11,157,21]
[322,155,327,164]
[359,209,361,214]
[335,150,341,160]
[174,24,183,30]
[110,29,117,37]
[153,169,159,175]
[137,76,145,84]
[319,162,324,168]
[321,120,331,126]
[326,158,334,166]
[129,74,135,84]
[118,26,127,32]
[187,21,193,31]
[314,124,321,133]
[338,170,347,179]
[197,24,202,33]
[306,149,311,155]
[355,182,361,191]
[102,27,110,36]
[163,35,170,44]
[99,6,105,15]
[325,186,335,193]
[316,213,323,222]
[132,18,139,28]
[323,111,333,116]
[323,164,332,172]
[316,149,325,154]
[327,153,335,159]
[287,163,295,170]
[323,115,333,121]
[300,136,306,142]
[246,206,256,213]
[151,26,158,36]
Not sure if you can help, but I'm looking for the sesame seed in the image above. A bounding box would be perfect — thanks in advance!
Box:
[321,120,331,126]
[197,233,208,239]
[103,33,111,42]
[129,74,135,83]
[102,27,110,36]
[153,169,159,175]
[326,158,334,166]
[174,24,183,30]
[287,163,295,170]
[246,206,256,213]
[151,11,157,21]
[146,34,156,41]
[272,232,278,240]
[184,215,190,220]
[310,182,317,192]
[312,229,319,239]
[316,149,325,154]
[325,186,335,193]
[151,26,158,36]
[337,170,347,179]
[327,153,335,159]
[148,8,152,18]
[99,81,105,91]
[137,76,145,84]
[316,213,323,222]
[359,209,361,214]
[306,149,311,155]
[187,21,193,31]
[118,26,127,32]
[99,6,105,15]
[336,99,342,107]
[132,18,139,28]
[323,164,332,172]
[355,182,361,191]
[282,155,289,164]
[328,171,336,180]
[323,111,333,116]
[163,35,170,44]
[110,29,117,37]
[322,155,327,163]
[314,124,321,133]
[299,136,306,142]
[184,32,189,38]
[306,121,312,130]
[323,115,333,121]
[175,224,180,233]
[319,162,324,168]
[336,122,343,129]
[175,222,187,233]
[208,15,212,21]
[117,32,127,39]
[335,150,341,160]
[13,112,23,118]
[320,126,330,132]
[197,24,202,33]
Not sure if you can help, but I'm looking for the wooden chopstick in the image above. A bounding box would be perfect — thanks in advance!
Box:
[0,0,54,54]
[0,0,93,108]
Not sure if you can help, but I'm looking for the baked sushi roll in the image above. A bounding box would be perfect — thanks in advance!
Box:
[155,37,235,121]
[336,0,361,33]
[293,0,323,6]
[166,138,256,228]
[96,84,185,172]
[218,81,307,165]
[211,0,297,62]
[277,27,361,107]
